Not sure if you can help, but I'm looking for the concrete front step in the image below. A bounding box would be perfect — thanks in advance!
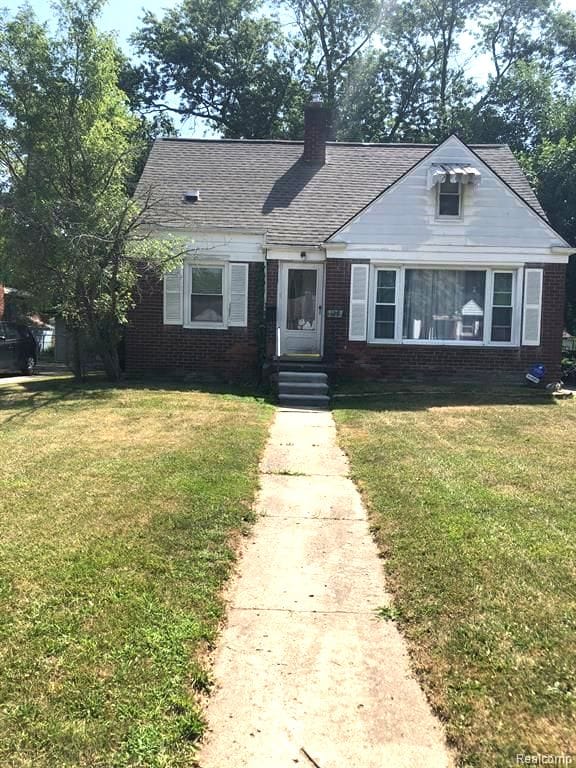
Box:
[279,382,329,396]
[278,371,328,384]
[278,393,330,408]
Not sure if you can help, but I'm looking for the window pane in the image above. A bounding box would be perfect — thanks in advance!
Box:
[375,305,395,339]
[438,194,460,216]
[403,270,485,342]
[191,295,223,323]
[376,270,396,304]
[440,179,459,193]
[493,273,513,306]
[493,273,513,293]
[287,269,317,331]
[491,307,512,342]
[191,267,222,295]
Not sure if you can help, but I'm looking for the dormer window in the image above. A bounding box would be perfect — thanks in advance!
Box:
[437,179,462,217]
[427,163,481,220]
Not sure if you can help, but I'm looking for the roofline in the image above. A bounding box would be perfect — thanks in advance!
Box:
[157,136,508,150]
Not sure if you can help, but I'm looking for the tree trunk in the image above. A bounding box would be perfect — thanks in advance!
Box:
[69,328,87,382]
[98,343,122,382]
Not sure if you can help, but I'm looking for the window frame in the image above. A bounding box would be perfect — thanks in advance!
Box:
[183,262,228,330]
[367,265,522,347]
[373,268,400,341]
[435,179,464,220]
[368,267,402,344]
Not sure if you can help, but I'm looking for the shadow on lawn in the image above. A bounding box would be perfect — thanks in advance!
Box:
[331,383,559,412]
[0,373,272,413]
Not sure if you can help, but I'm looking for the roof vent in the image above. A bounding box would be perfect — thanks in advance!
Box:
[183,190,201,203]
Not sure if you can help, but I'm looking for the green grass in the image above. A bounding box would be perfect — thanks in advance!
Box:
[333,385,576,768]
[0,376,273,768]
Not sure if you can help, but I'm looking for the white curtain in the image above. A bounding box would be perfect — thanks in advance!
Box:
[403,270,485,341]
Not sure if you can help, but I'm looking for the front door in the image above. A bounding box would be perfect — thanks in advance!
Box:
[278,263,324,356]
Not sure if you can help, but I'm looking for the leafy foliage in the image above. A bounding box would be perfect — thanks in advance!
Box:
[130,0,306,138]
[0,1,181,380]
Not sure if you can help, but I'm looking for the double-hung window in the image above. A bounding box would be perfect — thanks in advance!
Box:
[163,260,249,329]
[190,266,225,326]
[490,272,514,342]
[374,270,397,340]
[437,180,462,217]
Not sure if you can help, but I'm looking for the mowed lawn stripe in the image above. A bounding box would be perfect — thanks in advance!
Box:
[334,389,576,768]
[0,377,273,768]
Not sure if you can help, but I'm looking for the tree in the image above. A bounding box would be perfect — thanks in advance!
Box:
[523,137,576,333]
[282,0,384,126]
[0,0,180,381]
[130,0,306,138]
[337,0,478,142]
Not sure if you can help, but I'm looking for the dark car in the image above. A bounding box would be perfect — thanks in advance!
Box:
[0,322,38,375]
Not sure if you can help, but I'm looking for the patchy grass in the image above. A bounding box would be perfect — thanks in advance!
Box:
[0,376,273,768]
[333,385,576,768]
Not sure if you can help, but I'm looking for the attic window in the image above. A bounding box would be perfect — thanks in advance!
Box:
[183,190,201,203]
[437,179,462,217]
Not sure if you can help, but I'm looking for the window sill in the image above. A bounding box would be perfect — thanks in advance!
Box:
[432,216,465,224]
[183,323,229,331]
[367,339,519,348]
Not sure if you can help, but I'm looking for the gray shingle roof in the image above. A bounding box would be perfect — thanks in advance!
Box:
[137,138,547,246]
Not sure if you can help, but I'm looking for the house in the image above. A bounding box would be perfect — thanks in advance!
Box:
[127,101,572,395]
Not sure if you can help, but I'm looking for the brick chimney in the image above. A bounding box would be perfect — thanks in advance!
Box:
[302,99,331,164]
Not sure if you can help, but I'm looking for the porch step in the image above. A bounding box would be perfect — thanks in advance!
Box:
[278,371,328,385]
[279,382,329,397]
[276,369,331,408]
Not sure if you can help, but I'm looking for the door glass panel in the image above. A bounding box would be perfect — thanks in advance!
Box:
[287,269,317,331]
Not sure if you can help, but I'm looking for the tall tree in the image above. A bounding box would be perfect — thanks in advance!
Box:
[338,0,478,142]
[282,0,384,123]
[0,0,179,380]
[130,0,306,138]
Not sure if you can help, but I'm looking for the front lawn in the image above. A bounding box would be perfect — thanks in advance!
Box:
[334,386,576,768]
[0,377,272,767]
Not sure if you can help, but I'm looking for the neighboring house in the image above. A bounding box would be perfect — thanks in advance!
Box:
[128,101,572,385]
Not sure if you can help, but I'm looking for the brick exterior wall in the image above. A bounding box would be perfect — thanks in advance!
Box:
[323,260,566,382]
[127,259,565,383]
[265,259,279,359]
[125,263,264,381]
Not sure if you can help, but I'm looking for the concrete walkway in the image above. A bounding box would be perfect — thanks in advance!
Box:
[198,407,452,768]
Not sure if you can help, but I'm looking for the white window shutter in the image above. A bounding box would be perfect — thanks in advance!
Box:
[163,265,183,325]
[228,263,249,327]
[349,264,370,341]
[522,268,543,346]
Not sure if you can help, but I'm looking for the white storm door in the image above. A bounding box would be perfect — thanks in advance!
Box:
[278,263,324,356]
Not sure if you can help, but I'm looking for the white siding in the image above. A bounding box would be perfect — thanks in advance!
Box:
[331,136,562,256]
[154,229,265,262]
